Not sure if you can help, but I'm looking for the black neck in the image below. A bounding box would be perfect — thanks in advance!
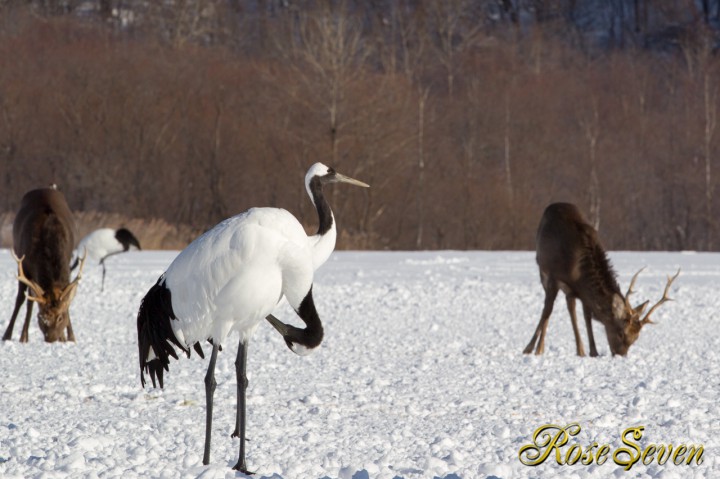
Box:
[285,288,324,349]
[116,228,140,251]
[309,177,333,236]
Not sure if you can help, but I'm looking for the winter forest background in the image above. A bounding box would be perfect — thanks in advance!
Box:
[0,0,719,251]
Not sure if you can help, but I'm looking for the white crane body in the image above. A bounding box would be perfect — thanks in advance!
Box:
[162,207,313,349]
[77,228,121,262]
[73,227,141,291]
[136,163,368,472]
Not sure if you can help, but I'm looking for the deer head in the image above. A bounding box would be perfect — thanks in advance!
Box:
[12,250,86,342]
[607,268,680,356]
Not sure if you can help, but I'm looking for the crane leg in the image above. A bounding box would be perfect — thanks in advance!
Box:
[100,260,107,293]
[232,339,250,473]
[202,343,219,466]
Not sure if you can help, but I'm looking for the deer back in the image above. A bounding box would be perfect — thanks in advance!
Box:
[13,188,76,286]
[536,203,622,315]
[12,188,79,342]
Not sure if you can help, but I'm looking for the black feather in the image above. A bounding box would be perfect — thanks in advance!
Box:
[137,276,188,389]
[308,177,333,235]
[115,228,141,251]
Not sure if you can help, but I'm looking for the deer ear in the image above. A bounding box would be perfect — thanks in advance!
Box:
[612,294,626,318]
[634,300,649,316]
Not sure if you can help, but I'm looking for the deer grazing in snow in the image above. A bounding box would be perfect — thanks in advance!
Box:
[2,187,86,342]
[523,203,679,357]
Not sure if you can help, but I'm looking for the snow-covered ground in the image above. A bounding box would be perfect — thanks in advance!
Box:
[0,249,717,479]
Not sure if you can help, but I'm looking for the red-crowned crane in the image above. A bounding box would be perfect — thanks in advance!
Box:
[136,163,368,472]
[72,228,141,291]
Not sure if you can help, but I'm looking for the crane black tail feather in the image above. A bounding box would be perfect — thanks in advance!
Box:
[137,276,188,389]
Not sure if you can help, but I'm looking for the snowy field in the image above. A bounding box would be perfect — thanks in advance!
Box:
[0,249,718,479]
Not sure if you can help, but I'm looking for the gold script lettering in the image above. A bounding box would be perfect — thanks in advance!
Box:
[518,423,581,466]
[613,426,644,471]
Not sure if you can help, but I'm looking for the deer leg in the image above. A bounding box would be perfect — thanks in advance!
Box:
[3,283,28,341]
[582,303,598,357]
[566,295,586,357]
[100,259,107,293]
[19,299,34,343]
[524,281,559,355]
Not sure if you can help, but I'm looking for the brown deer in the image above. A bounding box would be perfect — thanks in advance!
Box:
[2,187,86,342]
[523,202,679,357]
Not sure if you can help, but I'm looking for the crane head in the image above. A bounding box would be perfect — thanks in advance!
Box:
[266,314,322,356]
[305,163,369,192]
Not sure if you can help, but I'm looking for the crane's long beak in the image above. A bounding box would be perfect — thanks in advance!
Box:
[266,314,314,355]
[335,172,369,188]
[266,314,290,336]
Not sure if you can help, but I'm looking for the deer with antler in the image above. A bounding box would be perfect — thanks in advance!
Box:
[2,187,86,342]
[524,203,679,357]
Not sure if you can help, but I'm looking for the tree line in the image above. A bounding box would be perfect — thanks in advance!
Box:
[0,1,719,250]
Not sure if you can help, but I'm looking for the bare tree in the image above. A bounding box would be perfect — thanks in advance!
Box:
[702,70,717,249]
[679,24,718,249]
[579,97,601,231]
[374,0,428,82]
[144,0,227,47]
[503,90,515,220]
[415,86,430,248]
[275,6,371,170]
[208,99,227,223]
[427,0,486,96]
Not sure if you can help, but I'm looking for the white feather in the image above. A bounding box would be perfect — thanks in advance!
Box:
[75,228,124,263]
[136,162,367,471]
[309,214,337,270]
[74,228,138,264]
[304,163,338,270]
[290,343,315,356]
[163,207,314,348]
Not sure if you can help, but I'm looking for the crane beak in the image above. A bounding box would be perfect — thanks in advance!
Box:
[266,314,315,355]
[266,314,290,336]
[334,172,369,188]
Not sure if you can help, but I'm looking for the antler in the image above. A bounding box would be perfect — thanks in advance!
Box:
[11,250,46,303]
[61,250,87,301]
[625,266,646,301]
[640,269,681,325]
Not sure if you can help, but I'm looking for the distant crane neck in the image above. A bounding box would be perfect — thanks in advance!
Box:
[307,177,337,269]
